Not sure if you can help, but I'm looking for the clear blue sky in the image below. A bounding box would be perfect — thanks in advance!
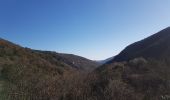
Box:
[0,0,170,60]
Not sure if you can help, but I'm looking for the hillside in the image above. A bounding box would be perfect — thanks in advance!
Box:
[0,38,99,100]
[34,50,98,71]
[112,27,170,62]
[94,27,170,100]
[0,38,98,71]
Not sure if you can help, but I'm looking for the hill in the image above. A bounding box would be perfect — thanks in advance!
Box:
[94,27,170,100]
[34,50,98,71]
[111,27,170,62]
[0,38,99,99]
[0,38,98,71]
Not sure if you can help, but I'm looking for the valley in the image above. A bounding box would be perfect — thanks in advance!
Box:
[0,27,170,100]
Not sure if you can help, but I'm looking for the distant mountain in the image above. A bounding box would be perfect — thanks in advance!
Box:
[34,50,99,71]
[96,56,114,65]
[109,27,170,63]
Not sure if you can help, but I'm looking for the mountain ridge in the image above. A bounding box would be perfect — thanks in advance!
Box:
[109,26,170,63]
[0,38,99,71]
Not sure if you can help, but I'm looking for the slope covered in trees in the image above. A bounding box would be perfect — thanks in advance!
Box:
[95,27,170,100]
[0,38,99,100]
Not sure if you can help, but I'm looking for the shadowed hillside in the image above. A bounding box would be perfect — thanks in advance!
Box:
[111,27,170,62]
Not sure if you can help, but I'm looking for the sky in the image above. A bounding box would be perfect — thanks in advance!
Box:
[0,0,170,60]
